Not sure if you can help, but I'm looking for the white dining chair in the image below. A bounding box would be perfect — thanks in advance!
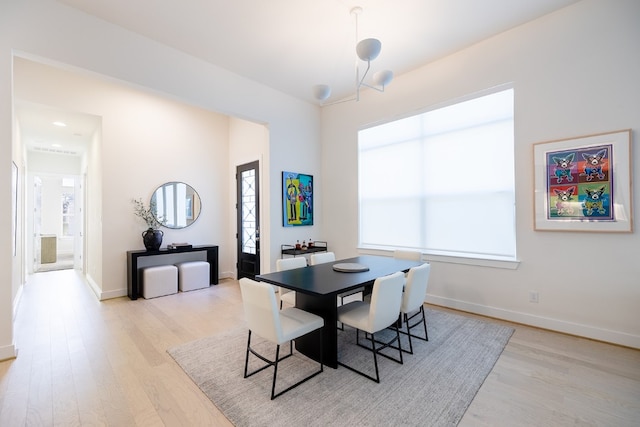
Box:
[309,251,335,265]
[336,271,405,383]
[393,249,422,283]
[239,278,324,400]
[310,252,363,305]
[393,249,422,261]
[398,263,431,354]
[275,256,307,308]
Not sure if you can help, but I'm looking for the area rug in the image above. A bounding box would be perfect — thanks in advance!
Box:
[167,308,513,427]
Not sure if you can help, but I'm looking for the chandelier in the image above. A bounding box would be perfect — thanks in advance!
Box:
[313,6,394,103]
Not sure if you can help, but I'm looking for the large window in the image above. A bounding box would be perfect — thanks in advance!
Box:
[358,88,515,260]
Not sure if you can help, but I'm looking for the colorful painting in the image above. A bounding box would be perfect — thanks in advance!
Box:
[282,171,313,226]
[533,129,632,232]
[545,144,613,220]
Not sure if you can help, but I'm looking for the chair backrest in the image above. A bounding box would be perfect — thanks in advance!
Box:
[276,256,307,272]
[274,257,307,298]
[239,278,282,343]
[368,271,405,332]
[401,263,431,314]
[393,249,422,261]
[310,251,336,265]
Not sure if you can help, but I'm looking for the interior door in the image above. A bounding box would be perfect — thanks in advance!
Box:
[236,161,260,279]
[73,176,84,270]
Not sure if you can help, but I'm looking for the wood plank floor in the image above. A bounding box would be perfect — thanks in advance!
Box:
[1,269,638,426]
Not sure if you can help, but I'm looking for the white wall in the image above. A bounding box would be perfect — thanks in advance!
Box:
[0,0,322,359]
[321,0,640,348]
[13,58,234,299]
[228,117,270,277]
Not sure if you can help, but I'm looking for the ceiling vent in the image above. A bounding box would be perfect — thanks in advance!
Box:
[31,146,80,156]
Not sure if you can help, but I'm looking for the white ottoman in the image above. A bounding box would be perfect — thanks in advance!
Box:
[141,265,178,299]
[176,261,210,292]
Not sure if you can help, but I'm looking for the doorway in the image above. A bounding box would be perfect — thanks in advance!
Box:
[236,161,260,279]
[32,173,83,272]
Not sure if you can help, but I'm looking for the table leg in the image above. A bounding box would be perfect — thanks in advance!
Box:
[295,293,338,368]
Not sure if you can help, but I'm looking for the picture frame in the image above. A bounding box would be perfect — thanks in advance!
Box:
[282,171,313,226]
[533,129,632,232]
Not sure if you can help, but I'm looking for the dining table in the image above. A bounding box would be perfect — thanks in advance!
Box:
[256,254,423,368]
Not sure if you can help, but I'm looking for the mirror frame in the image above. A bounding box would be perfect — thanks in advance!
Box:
[151,181,201,229]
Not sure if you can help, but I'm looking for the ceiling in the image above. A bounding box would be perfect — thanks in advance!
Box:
[16,101,101,157]
[18,0,580,155]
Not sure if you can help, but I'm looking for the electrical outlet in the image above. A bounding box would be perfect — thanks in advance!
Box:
[529,291,539,303]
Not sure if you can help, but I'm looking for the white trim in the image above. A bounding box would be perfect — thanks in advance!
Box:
[0,344,17,361]
[100,288,127,300]
[427,295,640,349]
[220,271,234,280]
[358,247,520,270]
[83,273,124,301]
[12,283,24,320]
[423,253,519,270]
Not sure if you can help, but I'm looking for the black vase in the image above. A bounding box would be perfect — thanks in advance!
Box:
[142,228,163,251]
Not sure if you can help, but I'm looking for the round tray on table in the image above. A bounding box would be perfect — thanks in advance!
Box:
[332,263,370,273]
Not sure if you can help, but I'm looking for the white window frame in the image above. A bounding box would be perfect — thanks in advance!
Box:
[357,87,518,268]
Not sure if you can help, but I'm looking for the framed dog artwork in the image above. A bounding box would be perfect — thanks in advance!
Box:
[533,129,632,232]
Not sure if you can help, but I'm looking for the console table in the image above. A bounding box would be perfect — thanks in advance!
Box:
[127,245,219,300]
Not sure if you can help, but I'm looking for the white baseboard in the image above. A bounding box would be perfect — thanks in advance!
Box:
[13,283,24,320]
[426,294,640,349]
[85,274,127,300]
[100,288,128,300]
[85,274,102,299]
[4,284,25,361]
[0,343,17,361]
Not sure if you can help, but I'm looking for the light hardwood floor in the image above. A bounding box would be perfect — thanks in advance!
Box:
[1,269,638,426]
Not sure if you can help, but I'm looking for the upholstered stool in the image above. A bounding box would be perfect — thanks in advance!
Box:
[141,265,178,299]
[176,261,210,292]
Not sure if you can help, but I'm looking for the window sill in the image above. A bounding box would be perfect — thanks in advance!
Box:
[423,253,520,270]
[358,247,520,270]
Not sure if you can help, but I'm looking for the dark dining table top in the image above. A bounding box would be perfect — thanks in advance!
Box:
[256,255,423,297]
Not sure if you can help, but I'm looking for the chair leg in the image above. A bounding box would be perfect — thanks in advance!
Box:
[406,306,428,342]
[245,330,290,380]
[270,344,281,399]
[338,328,380,383]
[395,306,428,354]
[369,331,380,383]
[404,313,414,354]
[395,326,404,364]
[339,327,404,383]
[243,329,323,400]
[243,330,253,378]
[420,306,428,341]
[363,327,405,362]
[272,328,323,399]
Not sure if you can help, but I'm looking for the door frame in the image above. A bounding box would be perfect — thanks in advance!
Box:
[236,161,260,279]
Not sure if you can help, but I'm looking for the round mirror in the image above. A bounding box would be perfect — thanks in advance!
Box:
[151,181,201,229]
